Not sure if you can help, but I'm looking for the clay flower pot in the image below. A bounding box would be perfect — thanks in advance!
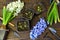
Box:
[17,17,30,31]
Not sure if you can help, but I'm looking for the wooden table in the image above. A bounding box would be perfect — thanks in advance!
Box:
[0,0,60,40]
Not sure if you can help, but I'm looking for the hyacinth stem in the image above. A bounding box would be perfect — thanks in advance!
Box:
[8,16,15,22]
[5,12,12,25]
[3,6,6,25]
[2,6,15,26]
[47,0,54,19]
[0,17,14,27]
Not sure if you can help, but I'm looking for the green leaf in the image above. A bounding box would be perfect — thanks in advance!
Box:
[53,2,59,24]
[50,14,53,25]
[47,1,59,25]
[47,6,54,25]
[47,1,54,24]
[5,12,12,25]
[47,1,54,18]
[3,6,7,25]
[47,11,52,23]
[8,15,15,22]
[5,10,11,21]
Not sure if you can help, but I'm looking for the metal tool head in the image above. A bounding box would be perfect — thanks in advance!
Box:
[48,27,56,33]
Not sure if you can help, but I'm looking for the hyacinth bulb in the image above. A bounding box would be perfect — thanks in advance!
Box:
[30,18,48,40]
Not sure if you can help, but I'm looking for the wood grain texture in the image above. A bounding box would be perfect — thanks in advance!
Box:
[0,0,60,40]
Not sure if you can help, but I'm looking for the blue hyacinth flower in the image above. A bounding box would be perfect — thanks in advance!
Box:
[30,17,48,40]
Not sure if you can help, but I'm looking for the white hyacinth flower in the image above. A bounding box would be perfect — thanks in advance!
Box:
[7,0,24,16]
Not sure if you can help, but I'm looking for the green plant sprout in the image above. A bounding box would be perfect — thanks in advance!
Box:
[2,0,24,26]
[24,10,34,20]
[17,21,29,31]
[37,5,42,13]
[47,0,60,25]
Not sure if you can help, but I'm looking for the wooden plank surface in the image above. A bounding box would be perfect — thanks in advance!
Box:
[0,0,60,40]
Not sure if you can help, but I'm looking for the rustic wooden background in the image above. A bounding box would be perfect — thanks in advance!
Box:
[0,0,60,40]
